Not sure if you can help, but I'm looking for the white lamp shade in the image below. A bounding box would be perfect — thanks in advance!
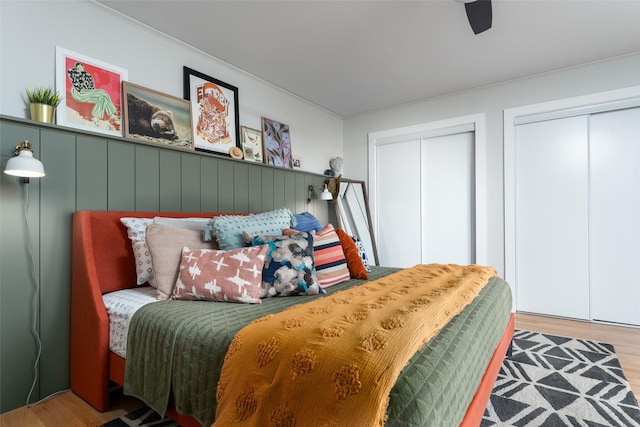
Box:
[320,185,333,201]
[4,150,45,178]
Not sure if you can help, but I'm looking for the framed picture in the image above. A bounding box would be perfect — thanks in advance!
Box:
[240,126,264,163]
[55,46,127,136]
[292,157,303,169]
[183,66,240,156]
[261,117,293,168]
[122,81,194,150]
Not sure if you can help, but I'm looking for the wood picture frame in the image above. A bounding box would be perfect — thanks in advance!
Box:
[55,46,127,137]
[240,126,264,163]
[183,66,240,157]
[261,117,293,168]
[122,82,194,150]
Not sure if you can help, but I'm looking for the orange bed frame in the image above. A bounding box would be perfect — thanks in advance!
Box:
[70,210,514,426]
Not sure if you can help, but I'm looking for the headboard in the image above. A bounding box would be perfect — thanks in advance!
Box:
[71,211,230,294]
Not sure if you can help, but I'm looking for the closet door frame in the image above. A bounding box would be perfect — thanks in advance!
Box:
[504,85,640,313]
[368,113,487,266]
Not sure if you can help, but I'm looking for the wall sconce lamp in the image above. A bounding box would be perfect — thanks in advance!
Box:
[307,183,333,203]
[4,140,46,183]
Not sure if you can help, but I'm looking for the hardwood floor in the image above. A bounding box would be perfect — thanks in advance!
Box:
[0,389,143,427]
[1,313,638,426]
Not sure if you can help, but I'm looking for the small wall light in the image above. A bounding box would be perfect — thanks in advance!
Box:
[320,184,333,201]
[307,184,333,203]
[4,140,45,183]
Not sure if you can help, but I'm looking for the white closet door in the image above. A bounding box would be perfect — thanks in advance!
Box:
[589,107,640,326]
[421,132,474,264]
[375,132,475,268]
[376,139,422,268]
[515,116,590,319]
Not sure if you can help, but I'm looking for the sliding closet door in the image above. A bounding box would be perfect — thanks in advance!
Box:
[376,139,422,267]
[421,132,475,264]
[375,131,475,268]
[589,107,640,326]
[515,116,590,319]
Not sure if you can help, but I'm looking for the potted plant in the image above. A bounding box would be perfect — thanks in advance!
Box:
[25,86,62,124]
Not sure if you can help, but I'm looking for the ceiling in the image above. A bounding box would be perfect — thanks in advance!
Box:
[97,0,640,117]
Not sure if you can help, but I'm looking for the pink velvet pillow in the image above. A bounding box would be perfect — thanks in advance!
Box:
[172,245,268,303]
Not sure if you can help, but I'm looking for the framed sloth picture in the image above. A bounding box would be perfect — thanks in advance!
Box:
[122,82,194,150]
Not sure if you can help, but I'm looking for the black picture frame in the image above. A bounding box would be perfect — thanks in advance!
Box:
[183,66,240,157]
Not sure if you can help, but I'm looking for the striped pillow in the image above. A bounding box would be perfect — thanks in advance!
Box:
[313,224,350,287]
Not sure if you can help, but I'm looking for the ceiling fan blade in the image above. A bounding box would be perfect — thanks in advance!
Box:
[464,0,492,34]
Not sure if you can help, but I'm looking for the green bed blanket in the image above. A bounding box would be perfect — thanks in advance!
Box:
[124,266,512,426]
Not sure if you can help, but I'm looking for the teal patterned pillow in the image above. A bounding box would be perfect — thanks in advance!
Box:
[245,231,324,297]
[209,208,297,251]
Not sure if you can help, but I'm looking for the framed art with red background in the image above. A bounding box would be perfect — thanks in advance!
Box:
[55,46,127,137]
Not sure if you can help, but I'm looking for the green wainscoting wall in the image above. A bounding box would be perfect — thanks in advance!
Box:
[0,115,330,413]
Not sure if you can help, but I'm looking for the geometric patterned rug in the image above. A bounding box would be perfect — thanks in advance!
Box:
[482,329,640,427]
[100,405,179,427]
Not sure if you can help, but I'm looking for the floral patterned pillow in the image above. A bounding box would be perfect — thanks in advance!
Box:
[172,245,268,304]
[244,232,324,298]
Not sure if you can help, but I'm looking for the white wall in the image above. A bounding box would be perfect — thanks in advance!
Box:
[0,0,342,175]
[343,53,640,276]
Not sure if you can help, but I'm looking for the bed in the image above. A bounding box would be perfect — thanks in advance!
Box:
[70,210,514,427]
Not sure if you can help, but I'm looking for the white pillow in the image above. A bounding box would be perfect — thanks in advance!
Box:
[120,217,155,286]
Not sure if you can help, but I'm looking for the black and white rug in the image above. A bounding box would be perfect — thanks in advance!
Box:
[100,405,179,426]
[482,329,640,427]
[102,330,640,427]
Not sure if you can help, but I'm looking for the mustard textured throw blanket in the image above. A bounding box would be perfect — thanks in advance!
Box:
[213,264,497,427]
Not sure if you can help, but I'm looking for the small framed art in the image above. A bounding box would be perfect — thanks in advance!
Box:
[122,82,194,150]
[262,117,293,168]
[55,46,127,137]
[240,126,264,163]
[183,66,240,156]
